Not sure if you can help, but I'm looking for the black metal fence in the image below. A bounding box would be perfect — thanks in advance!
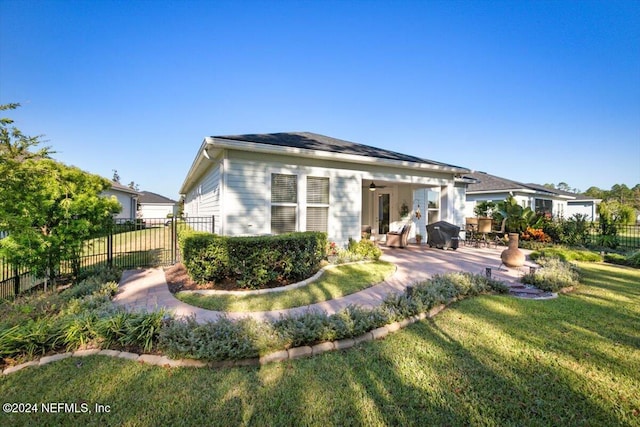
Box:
[0,216,215,299]
[588,223,640,249]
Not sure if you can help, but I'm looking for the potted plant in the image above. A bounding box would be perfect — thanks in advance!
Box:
[399,202,410,220]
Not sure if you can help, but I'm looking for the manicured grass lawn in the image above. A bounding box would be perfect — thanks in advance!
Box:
[175,261,396,311]
[1,262,639,426]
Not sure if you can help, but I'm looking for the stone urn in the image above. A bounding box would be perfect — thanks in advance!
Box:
[501,233,525,267]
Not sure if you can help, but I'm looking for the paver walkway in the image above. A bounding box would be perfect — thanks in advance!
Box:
[113,245,548,323]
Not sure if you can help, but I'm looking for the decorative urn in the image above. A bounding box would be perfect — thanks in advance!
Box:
[501,233,525,267]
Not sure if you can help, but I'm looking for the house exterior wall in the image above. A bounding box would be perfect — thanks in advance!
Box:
[182,148,463,246]
[102,190,136,220]
[139,204,175,220]
[466,192,570,219]
[219,150,363,245]
[566,201,598,221]
[183,161,221,233]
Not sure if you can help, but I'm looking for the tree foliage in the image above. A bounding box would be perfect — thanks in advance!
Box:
[0,103,121,285]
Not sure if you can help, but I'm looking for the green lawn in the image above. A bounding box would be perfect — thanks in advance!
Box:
[1,262,639,426]
[175,261,396,311]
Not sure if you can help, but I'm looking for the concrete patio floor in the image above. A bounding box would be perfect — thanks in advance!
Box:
[113,244,545,323]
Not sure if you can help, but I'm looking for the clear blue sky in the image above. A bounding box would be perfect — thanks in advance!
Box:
[1,0,639,200]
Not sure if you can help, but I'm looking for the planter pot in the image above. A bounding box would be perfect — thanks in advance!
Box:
[501,233,525,267]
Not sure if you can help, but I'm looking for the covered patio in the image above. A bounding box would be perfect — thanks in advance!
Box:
[360,177,469,245]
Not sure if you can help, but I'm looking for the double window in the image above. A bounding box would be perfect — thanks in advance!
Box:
[270,173,329,234]
[535,199,553,216]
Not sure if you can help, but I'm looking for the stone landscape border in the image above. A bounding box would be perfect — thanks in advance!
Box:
[2,304,447,376]
[180,260,381,296]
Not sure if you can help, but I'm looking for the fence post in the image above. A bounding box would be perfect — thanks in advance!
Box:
[171,217,177,264]
[212,215,215,234]
[107,232,113,267]
[13,266,20,296]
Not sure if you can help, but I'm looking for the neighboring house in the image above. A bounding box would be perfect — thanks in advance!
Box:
[179,132,472,245]
[102,181,140,220]
[464,171,600,220]
[563,193,601,221]
[138,191,177,221]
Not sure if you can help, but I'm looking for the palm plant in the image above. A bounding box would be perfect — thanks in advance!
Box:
[494,195,544,233]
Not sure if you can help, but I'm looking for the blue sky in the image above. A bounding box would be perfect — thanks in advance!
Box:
[1,0,639,200]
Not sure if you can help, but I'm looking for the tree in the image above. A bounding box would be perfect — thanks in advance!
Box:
[0,103,121,287]
[112,169,121,183]
[584,186,605,199]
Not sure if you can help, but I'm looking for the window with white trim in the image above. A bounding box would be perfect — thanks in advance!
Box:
[271,173,297,234]
[306,176,329,232]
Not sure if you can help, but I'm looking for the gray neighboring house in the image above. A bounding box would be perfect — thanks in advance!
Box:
[138,191,177,221]
[465,171,600,220]
[179,132,472,245]
[102,181,140,220]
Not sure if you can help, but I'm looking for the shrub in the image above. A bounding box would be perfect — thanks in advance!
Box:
[542,214,591,246]
[0,317,62,359]
[521,257,580,292]
[159,316,282,361]
[604,250,640,269]
[179,231,327,288]
[332,238,382,264]
[521,227,551,243]
[274,310,338,348]
[530,247,602,263]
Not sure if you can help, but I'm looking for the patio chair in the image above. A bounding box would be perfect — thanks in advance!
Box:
[464,217,478,246]
[386,222,410,248]
[477,217,492,247]
[488,218,507,247]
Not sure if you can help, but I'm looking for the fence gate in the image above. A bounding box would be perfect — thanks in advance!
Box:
[0,216,215,299]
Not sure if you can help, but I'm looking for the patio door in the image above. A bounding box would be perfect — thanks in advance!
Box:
[377,192,391,234]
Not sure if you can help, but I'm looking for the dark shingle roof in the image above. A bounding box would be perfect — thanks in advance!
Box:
[109,181,140,195]
[215,132,467,170]
[139,191,176,204]
[467,172,559,196]
[465,172,533,193]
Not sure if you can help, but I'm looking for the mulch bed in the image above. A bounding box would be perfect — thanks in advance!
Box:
[164,263,292,293]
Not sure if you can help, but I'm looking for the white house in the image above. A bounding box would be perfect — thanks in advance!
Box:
[102,182,139,220]
[179,132,472,246]
[565,194,601,221]
[138,191,177,221]
[464,171,599,220]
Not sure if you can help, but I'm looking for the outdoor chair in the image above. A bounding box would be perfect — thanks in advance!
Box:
[488,218,507,247]
[477,217,492,247]
[386,222,410,248]
[464,217,479,246]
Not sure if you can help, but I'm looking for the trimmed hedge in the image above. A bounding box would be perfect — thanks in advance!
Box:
[178,231,328,289]
[604,250,640,268]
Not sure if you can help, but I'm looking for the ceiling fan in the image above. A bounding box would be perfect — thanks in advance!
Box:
[367,181,387,192]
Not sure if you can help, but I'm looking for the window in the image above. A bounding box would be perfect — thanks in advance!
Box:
[306,177,329,232]
[271,174,297,233]
[535,199,553,216]
[427,188,440,224]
